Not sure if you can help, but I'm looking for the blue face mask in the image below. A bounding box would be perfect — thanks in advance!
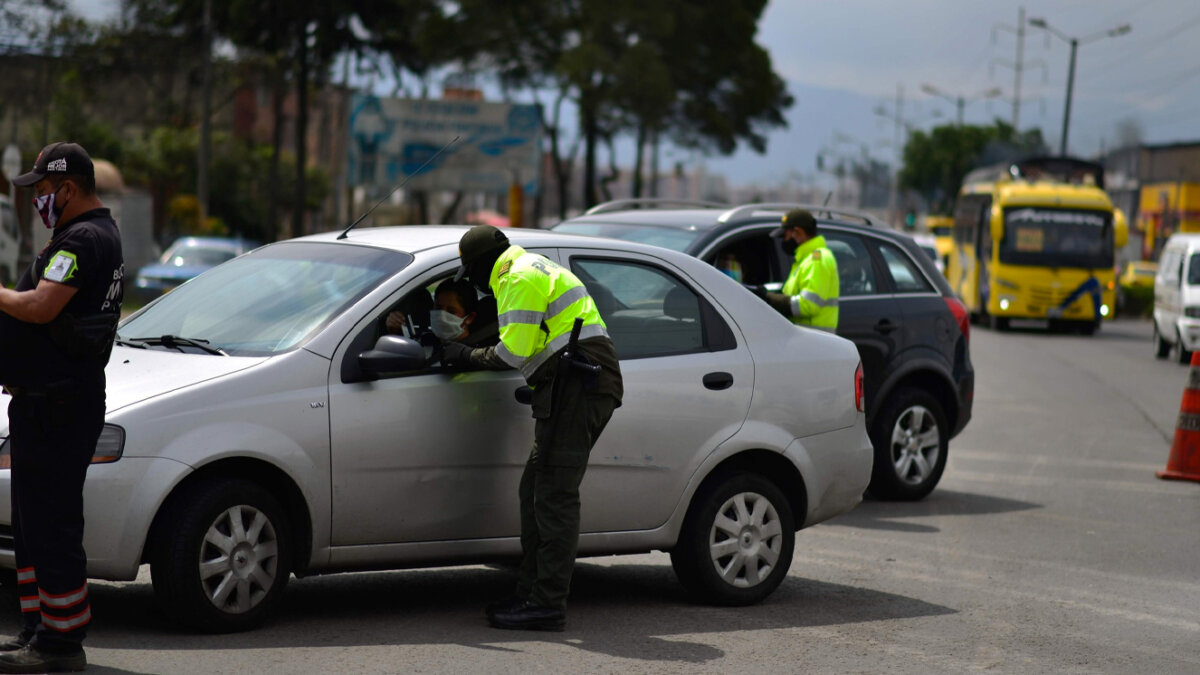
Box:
[34,189,62,229]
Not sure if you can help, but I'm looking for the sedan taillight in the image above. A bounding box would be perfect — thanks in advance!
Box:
[854,363,865,413]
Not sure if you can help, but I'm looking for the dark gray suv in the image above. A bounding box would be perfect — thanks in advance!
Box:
[554,200,974,500]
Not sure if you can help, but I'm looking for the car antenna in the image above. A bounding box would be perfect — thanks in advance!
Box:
[337,135,461,240]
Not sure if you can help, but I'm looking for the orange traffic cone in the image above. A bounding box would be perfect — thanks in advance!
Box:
[1158,350,1200,483]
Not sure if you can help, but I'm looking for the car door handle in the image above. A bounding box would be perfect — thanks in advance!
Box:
[703,372,734,390]
[874,319,898,335]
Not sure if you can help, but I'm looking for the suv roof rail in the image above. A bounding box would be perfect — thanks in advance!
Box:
[583,198,728,215]
[717,202,887,228]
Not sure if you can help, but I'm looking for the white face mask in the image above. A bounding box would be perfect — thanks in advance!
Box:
[430,310,467,340]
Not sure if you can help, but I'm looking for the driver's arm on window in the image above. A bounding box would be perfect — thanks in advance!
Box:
[0,280,78,324]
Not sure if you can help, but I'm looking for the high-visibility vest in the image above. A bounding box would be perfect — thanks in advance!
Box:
[781,235,840,330]
[490,245,610,380]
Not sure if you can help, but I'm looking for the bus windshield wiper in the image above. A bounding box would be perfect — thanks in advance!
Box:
[129,335,228,356]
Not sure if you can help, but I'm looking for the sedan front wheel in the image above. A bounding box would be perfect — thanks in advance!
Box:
[150,478,292,633]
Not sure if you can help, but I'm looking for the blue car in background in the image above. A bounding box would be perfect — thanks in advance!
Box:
[134,236,259,302]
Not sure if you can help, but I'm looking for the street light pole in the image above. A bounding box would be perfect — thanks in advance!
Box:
[1061,37,1078,157]
[1029,17,1130,157]
[920,83,1003,127]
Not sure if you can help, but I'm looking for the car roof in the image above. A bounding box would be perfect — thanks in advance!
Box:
[290,224,697,260]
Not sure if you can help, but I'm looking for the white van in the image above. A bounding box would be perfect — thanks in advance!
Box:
[0,195,20,286]
[1154,233,1200,363]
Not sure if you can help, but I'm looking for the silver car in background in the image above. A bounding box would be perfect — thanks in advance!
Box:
[0,227,871,632]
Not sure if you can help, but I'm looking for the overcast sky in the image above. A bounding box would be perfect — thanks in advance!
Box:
[72,0,1200,188]
[705,0,1200,186]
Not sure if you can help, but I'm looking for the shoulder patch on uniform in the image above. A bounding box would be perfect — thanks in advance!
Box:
[44,251,78,283]
[811,250,822,260]
[498,260,512,276]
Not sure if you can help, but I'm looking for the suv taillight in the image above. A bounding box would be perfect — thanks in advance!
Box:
[854,363,865,413]
[943,296,970,343]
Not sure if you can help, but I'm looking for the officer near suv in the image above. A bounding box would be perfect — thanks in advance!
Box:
[751,208,840,331]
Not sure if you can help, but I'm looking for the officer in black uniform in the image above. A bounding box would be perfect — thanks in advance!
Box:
[0,142,123,673]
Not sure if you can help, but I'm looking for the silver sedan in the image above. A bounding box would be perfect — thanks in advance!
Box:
[0,226,872,632]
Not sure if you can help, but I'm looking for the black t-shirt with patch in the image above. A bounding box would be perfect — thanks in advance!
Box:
[7,208,124,384]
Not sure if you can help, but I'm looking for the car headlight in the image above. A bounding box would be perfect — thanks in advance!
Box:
[1186,307,1200,318]
[0,424,125,469]
[994,277,1019,290]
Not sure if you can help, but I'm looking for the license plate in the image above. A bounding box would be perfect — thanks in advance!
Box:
[1046,307,1064,318]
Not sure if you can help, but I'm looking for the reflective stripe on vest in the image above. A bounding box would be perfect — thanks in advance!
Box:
[490,246,609,379]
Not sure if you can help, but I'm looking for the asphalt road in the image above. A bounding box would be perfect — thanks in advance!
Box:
[2,317,1196,674]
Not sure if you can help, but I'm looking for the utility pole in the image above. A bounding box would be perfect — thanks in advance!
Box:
[197,0,213,225]
[992,6,1043,130]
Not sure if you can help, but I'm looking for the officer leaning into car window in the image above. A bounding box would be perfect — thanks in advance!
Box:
[0,142,123,673]
[750,208,839,331]
[441,225,622,632]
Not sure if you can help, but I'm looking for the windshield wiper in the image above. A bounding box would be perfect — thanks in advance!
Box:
[128,335,228,356]
[114,337,149,349]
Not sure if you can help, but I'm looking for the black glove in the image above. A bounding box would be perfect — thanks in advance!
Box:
[441,340,474,367]
[743,283,768,299]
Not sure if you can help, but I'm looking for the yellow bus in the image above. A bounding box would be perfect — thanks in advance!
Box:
[923,215,955,275]
[946,157,1128,334]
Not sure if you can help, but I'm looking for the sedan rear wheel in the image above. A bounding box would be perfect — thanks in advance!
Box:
[868,387,949,501]
[671,472,794,606]
[150,478,292,633]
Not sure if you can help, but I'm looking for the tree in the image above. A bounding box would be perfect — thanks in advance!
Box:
[464,0,791,210]
[900,121,1047,214]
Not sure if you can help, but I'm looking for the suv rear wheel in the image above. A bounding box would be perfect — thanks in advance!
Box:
[670,472,794,606]
[868,387,949,501]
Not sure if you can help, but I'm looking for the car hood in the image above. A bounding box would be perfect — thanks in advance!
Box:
[136,263,211,281]
[104,345,267,413]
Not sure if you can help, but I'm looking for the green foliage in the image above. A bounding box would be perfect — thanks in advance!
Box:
[121,125,328,243]
[899,121,1048,214]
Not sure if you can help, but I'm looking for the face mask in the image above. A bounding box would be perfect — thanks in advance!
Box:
[34,188,63,229]
[430,310,467,340]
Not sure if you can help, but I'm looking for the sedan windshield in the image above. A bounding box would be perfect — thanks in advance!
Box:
[1189,253,1200,286]
[999,207,1112,269]
[121,242,411,356]
[553,222,700,252]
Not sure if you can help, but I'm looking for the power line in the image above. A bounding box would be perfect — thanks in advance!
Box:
[1077,10,1200,83]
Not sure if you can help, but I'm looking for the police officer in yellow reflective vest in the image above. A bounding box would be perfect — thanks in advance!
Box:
[757,208,839,330]
[442,225,623,631]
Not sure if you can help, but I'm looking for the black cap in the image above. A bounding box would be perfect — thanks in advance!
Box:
[454,225,510,281]
[769,208,816,238]
[12,142,94,187]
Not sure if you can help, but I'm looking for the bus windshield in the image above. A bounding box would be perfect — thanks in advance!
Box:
[999,207,1112,269]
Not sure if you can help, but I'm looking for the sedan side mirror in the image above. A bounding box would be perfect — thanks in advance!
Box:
[359,335,427,379]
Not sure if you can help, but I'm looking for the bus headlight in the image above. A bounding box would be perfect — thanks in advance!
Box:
[999,297,1012,311]
[1100,304,1110,317]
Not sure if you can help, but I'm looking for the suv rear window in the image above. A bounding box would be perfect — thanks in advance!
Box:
[878,243,934,293]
